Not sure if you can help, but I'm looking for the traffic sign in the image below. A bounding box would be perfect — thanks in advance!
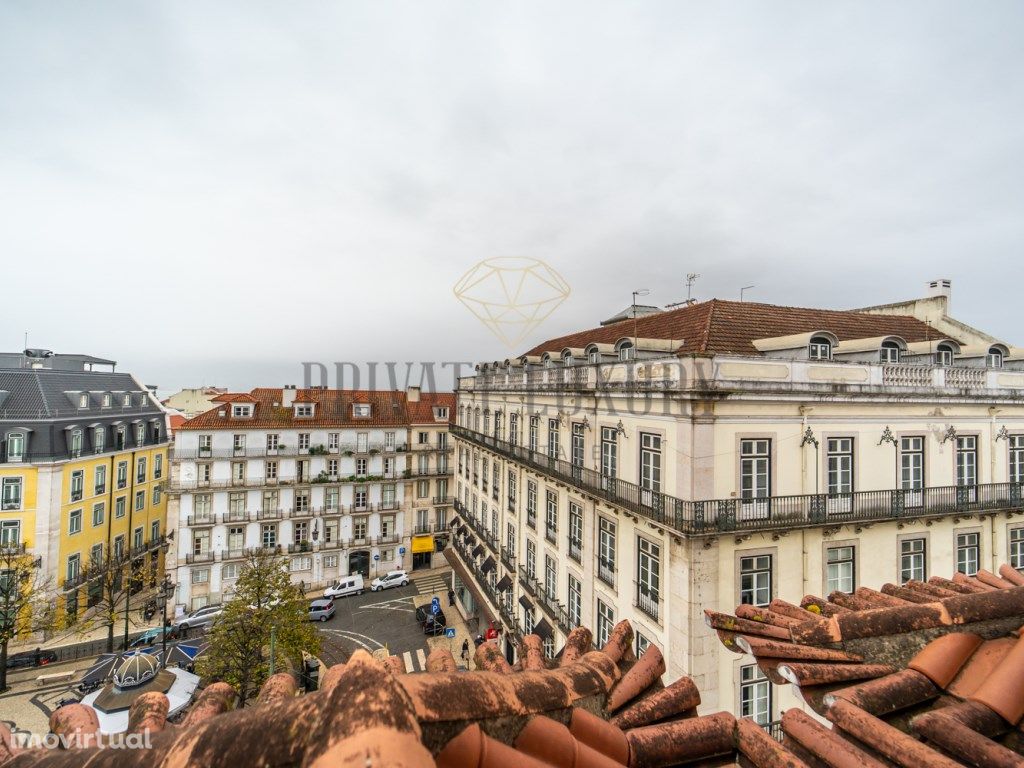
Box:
[445,627,456,638]
[373,554,380,561]
[399,547,406,555]
[431,596,441,615]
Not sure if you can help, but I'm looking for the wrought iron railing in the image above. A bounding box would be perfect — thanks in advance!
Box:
[453,425,1024,535]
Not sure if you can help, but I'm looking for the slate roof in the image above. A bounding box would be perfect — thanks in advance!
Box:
[0,369,155,420]
[179,388,456,430]
[522,298,956,358]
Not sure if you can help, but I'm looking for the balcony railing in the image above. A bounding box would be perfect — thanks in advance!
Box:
[187,514,216,527]
[500,547,516,572]
[413,522,434,534]
[432,496,453,505]
[567,537,582,563]
[453,424,1024,536]
[185,552,214,564]
[635,584,660,622]
[288,541,314,554]
[598,560,616,587]
[544,525,558,545]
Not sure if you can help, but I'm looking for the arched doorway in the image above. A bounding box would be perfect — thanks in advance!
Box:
[348,550,370,578]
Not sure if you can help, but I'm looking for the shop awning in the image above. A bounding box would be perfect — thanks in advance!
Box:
[458,525,469,537]
[411,535,435,554]
[472,544,485,558]
[533,618,554,640]
[518,594,534,610]
[481,557,496,574]
[442,549,499,627]
[496,575,512,592]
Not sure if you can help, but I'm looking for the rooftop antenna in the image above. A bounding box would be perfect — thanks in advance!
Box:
[740,285,755,302]
[632,289,650,352]
[686,273,700,303]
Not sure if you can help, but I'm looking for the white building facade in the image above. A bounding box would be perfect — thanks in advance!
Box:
[167,386,453,611]
[450,281,1024,724]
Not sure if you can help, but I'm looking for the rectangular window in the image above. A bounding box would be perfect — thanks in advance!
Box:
[261,524,277,547]
[740,664,772,727]
[568,502,583,562]
[826,438,853,495]
[526,481,537,528]
[508,471,517,512]
[567,574,581,628]
[135,490,145,511]
[544,555,557,600]
[0,520,20,546]
[639,433,662,494]
[6,432,25,462]
[92,502,105,527]
[69,509,82,535]
[571,423,585,467]
[956,532,980,577]
[1,478,22,510]
[601,427,618,482]
[1010,436,1024,485]
[740,440,771,518]
[154,454,163,479]
[529,417,539,452]
[598,518,616,586]
[115,496,126,518]
[117,461,128,489]
[94,465,107,494]
[151,520,160,543]
[192,568,209,584]
[505,522,516,557]
[956,436,978,487]
[826,545,855,594]
[900,437,925,493]
[739,554,772,606]
[900,537,927,584]
[509,412,519,445]
[596,600,615,648]
[637,537,660,620]
[70,470,84,502]
[544,490,558,543]
[298,433,310,450]
[66,554,80,582]
[133,526,143,550]
[526,539,536,579]
[136,456,147,483]
[547,418,560,459]
[1011,528,1024,571]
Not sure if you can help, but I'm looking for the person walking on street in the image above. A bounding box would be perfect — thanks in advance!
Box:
[447,588,456,607]
[461,638,470,661]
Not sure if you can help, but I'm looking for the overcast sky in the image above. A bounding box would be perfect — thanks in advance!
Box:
[2,1,1022,395]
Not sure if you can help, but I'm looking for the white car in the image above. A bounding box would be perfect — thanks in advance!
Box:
[324,574,365,599]
[370,570,409,592]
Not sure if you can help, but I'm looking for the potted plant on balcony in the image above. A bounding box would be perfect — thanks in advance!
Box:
[343,450,354,457]
[368,448,380,456]
[402,469,412,479]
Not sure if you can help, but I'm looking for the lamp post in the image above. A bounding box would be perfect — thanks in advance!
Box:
[158,576,175,668]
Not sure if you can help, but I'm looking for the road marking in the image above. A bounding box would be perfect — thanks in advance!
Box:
[322,629,385,652]
[416,648,427,670]
[402,651,413,673]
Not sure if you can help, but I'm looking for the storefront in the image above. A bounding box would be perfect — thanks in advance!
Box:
[411,534,435,570]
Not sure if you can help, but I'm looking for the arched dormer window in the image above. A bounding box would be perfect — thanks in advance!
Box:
[880,340,902,364]
[588,349,599,364]
[808,336,833,361]
[618,342,635,361]
[987,346,1004,369]
[562,352,574,366]
[936,343,955,367]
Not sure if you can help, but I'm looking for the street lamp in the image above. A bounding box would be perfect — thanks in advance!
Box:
[158,576,175,668]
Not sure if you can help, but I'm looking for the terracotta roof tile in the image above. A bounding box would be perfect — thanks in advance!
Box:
[521,298,953,358]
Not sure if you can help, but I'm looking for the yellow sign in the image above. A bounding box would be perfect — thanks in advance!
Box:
[412,535,435,554]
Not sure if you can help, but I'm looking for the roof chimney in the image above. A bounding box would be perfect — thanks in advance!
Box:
[927,278,951,309]
[406,385,421,403]
[282,384,297,408]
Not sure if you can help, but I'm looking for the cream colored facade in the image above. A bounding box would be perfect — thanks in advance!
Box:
[450,286,1024,724]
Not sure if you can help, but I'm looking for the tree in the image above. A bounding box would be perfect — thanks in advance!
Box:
[72,547,138,653]
[197,550,320,705]
[0,545,54,692]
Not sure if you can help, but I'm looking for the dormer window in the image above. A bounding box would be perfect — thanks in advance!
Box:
[102,393,112,408]
[987,347,1004,369]
[295,404,314,418]
[588,350,599,364]
[562,352,574,366]
[231,404,253,418]
[880,341,902,364]
[808,336,833,361]
[434,407,449,420]
[123,394,131,407]
[6,432,25,462]
[935,343,955,367]
[78,393,89,408]
[618,342,635,361]
[352,404,371,418]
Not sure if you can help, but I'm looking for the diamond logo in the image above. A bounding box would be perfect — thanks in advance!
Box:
[454,257,571,348]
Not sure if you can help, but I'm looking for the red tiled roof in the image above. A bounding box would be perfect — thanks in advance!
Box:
[167,414,186,432]
[522,298,957,357]
[406,392,456,425]
[709,563,1024,766]
[177,389,454,431]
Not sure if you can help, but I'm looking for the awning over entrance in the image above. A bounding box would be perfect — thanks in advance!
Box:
[481,557,496,574]
[533,618,554,640]
[471,544,485,558]
[496,575,512,592]
[411,535,434,554]
[518,594,534,610]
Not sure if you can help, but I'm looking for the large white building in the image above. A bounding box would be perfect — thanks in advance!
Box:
[166,386,453,611]
[450,280,1024,724]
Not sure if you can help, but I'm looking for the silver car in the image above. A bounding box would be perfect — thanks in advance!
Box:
[171,604,223,633]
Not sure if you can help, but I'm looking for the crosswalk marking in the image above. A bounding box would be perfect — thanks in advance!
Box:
[399,647,431,672]
[402,651,413,673]
[416,648,427,670]
[413,571,452,596]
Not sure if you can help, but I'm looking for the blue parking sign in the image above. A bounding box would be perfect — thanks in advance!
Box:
[399,547,406,555]
[431,596,441,615]
[445,627,456,638]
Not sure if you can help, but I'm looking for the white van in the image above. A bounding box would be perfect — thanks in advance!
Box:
[324,574,364,599]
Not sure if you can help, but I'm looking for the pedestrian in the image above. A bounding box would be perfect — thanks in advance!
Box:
[461,638,470,661]
[447,588,455,607]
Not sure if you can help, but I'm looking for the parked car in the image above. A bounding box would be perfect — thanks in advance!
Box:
[128,627,177,649]
[308,598,336,622]
[423,610,447,636]
[370,570,409,592]
[324,574,364,599]
[5,648,57,669]
[414,604,433,625]
[171,604,223,633]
